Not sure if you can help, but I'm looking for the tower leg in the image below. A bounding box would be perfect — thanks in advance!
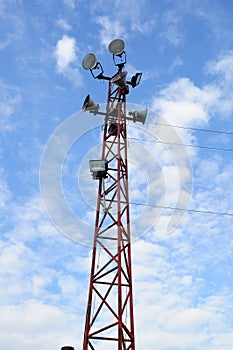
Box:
[83,83,135,350]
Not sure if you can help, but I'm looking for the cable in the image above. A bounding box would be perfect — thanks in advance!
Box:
[128,137,233,153]
[148,120,233,135]
[91,245,101,322]
[130,201,233,217]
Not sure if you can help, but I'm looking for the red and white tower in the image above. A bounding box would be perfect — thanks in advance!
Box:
[81,39,146,350]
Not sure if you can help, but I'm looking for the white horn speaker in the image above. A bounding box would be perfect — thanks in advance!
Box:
[128,108,147,124]
[82,94,99,112]
[82,53,97,70]
[111,71,128,89]
[108,38,125,56]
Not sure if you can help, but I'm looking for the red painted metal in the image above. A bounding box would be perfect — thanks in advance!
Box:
[83,81,135,350]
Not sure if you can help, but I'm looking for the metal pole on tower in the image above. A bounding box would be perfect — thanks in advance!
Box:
[81,39,146,350]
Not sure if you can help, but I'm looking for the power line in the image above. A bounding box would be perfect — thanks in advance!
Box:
[148,121,233,135]
[128,137,233,153]
[130,201,233,217]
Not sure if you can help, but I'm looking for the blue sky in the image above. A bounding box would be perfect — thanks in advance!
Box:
[1,0,233,349]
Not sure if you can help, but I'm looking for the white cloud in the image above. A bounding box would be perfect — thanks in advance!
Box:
[63,0,75,10]
[115,0,156,35]
[54,35,77,73]
[54,35,83,86]
[193,158,233,215]
[156,1,232,51]
[159,8,184,47]
[168,56,184,72]
[58,274,79,298]
[0,301,80,350]
[0,184,89,349]
[96,16,126,48]
[205,50,233,88]
[0,168,11,210]
[56,19,72,31]
[1,2,233,350]
[93,0,157,48]
[132,238,233,350]
[206,50,233,81]
[0,82,21,131]
[0,0,4,15]
[152,77,221,128]
[204,51,233,115]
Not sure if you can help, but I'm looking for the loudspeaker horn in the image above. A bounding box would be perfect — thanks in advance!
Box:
[82,53,97,70]
[128,108,147,124]
[82,94,99,113]
[111,71,128,90]
[108,38,125,56]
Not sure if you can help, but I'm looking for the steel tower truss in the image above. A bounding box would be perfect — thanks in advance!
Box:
[83,82,135,350]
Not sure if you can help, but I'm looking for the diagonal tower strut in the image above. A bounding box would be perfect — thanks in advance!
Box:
[83,81,135,350]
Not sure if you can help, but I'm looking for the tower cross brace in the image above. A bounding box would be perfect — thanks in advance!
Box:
[83,81,135,350]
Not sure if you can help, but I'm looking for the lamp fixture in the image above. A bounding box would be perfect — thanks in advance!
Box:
[82,53,105,79]
[89,160,108,180]
[129,72,142,88]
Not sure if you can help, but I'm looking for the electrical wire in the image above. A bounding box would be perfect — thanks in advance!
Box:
[127,126,233,215]
[130,201,233,217]
[128,137,233,153]
[148,120,233,135]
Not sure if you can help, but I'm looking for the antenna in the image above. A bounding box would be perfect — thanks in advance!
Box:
[81,38,145,350]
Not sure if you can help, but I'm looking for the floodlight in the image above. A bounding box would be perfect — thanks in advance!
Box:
[82,53,97,70]
[108,39,125,56]
[89,160,108,180]
[128,108,147,124]
[130,72,142,88]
